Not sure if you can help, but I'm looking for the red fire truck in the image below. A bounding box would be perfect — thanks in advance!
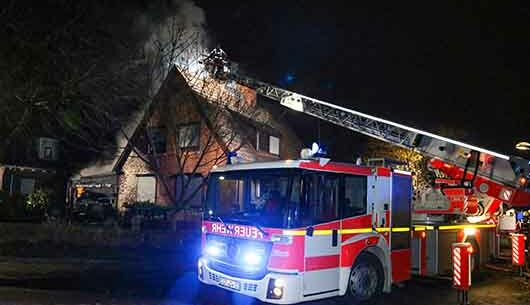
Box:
[195,49,530,303]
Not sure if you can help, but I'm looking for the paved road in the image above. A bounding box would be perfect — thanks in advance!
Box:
[0,269,528,305]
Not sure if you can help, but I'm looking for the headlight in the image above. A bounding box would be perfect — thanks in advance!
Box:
[267,278,285,299]
[243,251,262,265]
[206,244,222,256]
[205,244,223,257]
[241,245,266,267]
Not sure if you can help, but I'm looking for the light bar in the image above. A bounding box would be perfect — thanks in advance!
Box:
[438,224,496,230]
[393,169,412,176]
[516,142,530,151]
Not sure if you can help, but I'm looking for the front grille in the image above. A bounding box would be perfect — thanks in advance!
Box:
[243,283,258,292]
[206,234,272,280]
[208,271,220,282]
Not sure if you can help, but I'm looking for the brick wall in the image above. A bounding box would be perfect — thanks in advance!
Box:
[118,153,151,209]
[116,70,302,211]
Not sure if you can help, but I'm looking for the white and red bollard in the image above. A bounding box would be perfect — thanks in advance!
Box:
[511,233,527,276]
[452,242,473,305]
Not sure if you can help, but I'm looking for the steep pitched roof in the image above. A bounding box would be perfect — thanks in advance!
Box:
[72,67,181,179]
[73,65,276,179]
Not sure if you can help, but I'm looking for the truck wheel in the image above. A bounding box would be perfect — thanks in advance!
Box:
[347,252,384,304]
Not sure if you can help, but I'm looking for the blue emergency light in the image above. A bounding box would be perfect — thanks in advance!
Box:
[311,142,327,158]
[226,151,238,165]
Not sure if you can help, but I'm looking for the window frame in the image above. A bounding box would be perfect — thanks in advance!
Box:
[340,174,368,219]
[146,126,167,154]
[256,130,281,156]
[136,175,157,203]
[269,135,280,155]
[176,122,201,150]
[256,130,269,153]
[299,172,341,226]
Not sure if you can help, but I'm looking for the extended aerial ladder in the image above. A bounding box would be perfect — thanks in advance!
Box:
[197,49,530,214]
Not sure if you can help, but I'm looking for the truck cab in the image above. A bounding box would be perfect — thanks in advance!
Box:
[198,159,413,304]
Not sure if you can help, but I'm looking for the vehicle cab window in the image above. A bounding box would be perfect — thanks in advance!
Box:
[217,176,245,215]
[300,173,340,225]
[342,175,367,218]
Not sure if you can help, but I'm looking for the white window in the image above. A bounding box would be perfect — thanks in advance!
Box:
[136,176,156,202]
[269,136,280,155]
[257,131,280,155]
[177,123,200,149]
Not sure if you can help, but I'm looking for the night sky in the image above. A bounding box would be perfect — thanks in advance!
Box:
[198,1,530,159]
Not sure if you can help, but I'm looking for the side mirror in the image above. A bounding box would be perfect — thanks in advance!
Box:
[306,226,314,237]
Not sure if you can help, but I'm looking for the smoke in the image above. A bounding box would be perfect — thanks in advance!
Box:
[76,0,211,177]
[138,0,209,94]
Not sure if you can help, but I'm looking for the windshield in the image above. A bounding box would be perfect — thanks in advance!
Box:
[205,169,301,228]
[205,168,368,229]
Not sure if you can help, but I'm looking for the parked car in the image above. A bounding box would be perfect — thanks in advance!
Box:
[72,191,117,225]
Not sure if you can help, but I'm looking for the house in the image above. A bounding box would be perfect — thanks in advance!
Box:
[70,66,302,215]
[0,137,65,219]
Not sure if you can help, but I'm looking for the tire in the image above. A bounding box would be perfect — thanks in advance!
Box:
[346,252,384,304]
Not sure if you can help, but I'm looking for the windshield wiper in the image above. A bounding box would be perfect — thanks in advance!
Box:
[253,221,269,237]
[232,218,269,237]
[216,214,268,237]
[216,216,234,235]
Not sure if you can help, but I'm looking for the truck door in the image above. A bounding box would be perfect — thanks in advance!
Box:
[302,173,341,297]
[390,171,412,282]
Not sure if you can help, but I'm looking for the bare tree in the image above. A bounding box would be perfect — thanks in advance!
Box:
[1,0,270,212]
[115,12,275,211]
[365,139,430,190]
[365,125,470,196]
[0,0,205,168]
[124,62,269,211]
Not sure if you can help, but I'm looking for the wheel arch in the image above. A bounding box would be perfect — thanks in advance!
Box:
[363,244,391,293]
[339,235,392,295]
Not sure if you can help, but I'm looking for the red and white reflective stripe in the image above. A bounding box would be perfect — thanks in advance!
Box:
[305,255,340,271]
[453,247,462,286]
[513,238,519,263]
[501,188,513,201]
[452,243,471,290]
[512,234,526,266]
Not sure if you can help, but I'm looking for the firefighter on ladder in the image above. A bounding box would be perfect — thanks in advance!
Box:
[204,45,228,78]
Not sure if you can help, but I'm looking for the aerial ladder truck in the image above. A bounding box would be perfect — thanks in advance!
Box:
[193,48,530,304]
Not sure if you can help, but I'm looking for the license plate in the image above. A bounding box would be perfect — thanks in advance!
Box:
[218,277,241,291]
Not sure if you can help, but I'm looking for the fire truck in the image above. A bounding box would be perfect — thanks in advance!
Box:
[195,49,530,304]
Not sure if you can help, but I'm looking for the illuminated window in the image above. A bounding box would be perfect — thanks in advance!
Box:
[136,176,156,203]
